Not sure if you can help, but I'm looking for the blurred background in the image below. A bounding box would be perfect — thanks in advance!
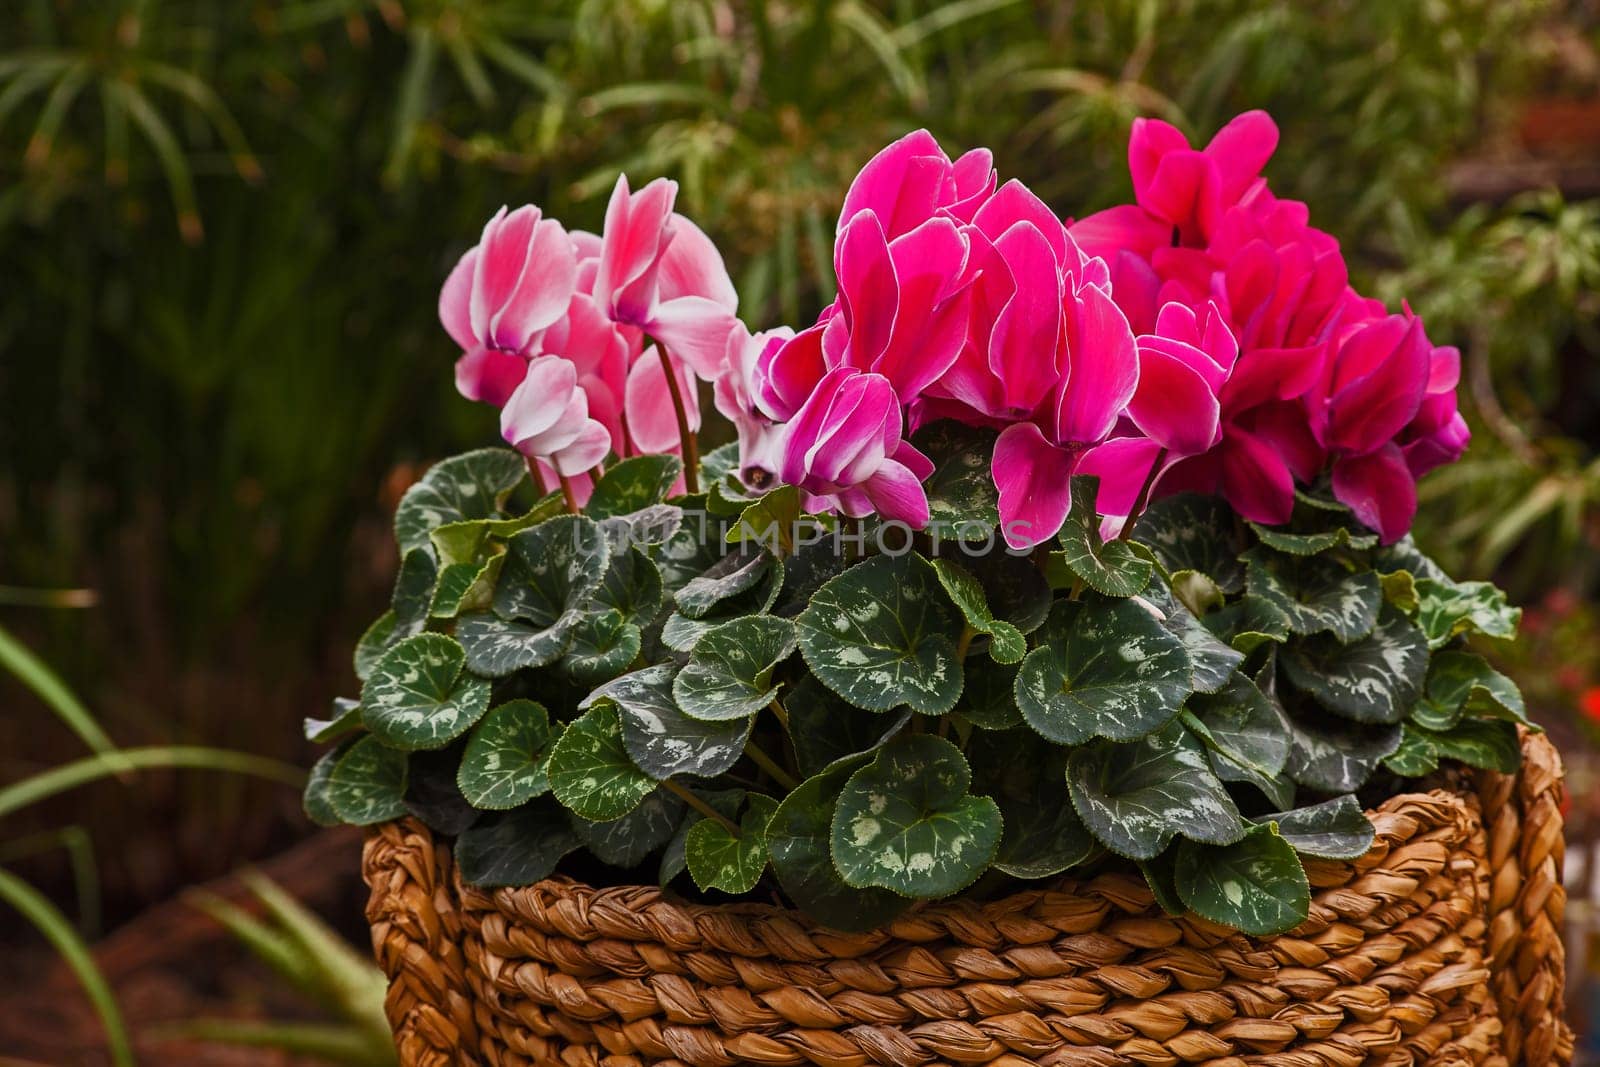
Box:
[3,0,1600,1063]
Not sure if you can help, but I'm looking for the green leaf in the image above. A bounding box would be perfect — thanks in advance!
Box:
[457,700,556,810]
[767,760,908,931]
[547,704,656,821]
[1201,595,1292,653]
[673,616,797,721]
[302,745,345,828]
[1286,715,1401,792]
[353,610,398,683]
[303,697,362,744]
[1174,824,1309,936]
[361,634,491,750]
[595,664,755,780]
[785,675,911,778]
[395,448,527,556]
[912,420,1000,536]
[560,610,642,684]
[699,442,745,498]
[931,558,1025,663]
[953,657,1022,731]
[1131,494,1246,594]
[1067,723,1244,860]
[456,612,577,677]
[325,737,408,826]
[1188,675,1290,784]
[1379,568,1420,613]
[796,552,964,714]
[1056,477,1155,596]
[1245,550,1381,642]
[726,485,803,548]
[1384,725,1440,777]
[1259,796,1374,860]
[1145,582,1243,694]
[392,547,439,639]
[686,793,779,893]
[402,746,479,836]
[1424,718,1521,773]
[1139,850,1186,916]
[661,549,785,652]
[1414,578,1521,649]
[455,799,581,887]
[586,455,682,519]
[831,735,1001,898]
[430,556,502,619]
[1247,521,1377,556]
[660,787,744,885]
[1413,651,1527,730]
[595,545,665,622]
[1014,596,1193,744]
[494,514,611,626]
[972,733,1095,879]
[674,548,775,618]
[574,787,685,868]
[1280,607,1429,724]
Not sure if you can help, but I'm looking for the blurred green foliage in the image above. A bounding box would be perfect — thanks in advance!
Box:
[3,0,1599,901]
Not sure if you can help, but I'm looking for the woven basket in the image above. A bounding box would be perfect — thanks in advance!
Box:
[361,729,1573,1067]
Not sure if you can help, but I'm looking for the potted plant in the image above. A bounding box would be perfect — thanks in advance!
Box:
[307,112,1572,1066]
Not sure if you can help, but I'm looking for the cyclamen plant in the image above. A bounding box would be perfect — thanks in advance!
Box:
[305,113,1529,936]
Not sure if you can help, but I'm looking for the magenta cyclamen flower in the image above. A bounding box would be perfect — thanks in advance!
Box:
[500,358,612,477]
[779,368,933,525]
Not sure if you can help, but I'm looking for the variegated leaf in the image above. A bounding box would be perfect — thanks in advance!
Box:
[455,799,580,887]
[395,448,527,556]
[954,657,1023,731]
[1067,723,1245,860]
[493,514,610,626]
[574,786,686,868]
[1414,650,1528,729]
[430,556,502,619]
[392,547,439,638]
[913,420,1001,535]
[673,616,797,721]
[659,787,744,885]
[596,664,755,780]
[1286,714,1401,792]
[1280,607,1429,724]
[304,697,362,744]
[1057,477,1155,597]
[725,486,802,549]
[931,558,1026,663]
[686,793,779,893]
[560,610,642,685]
[302,744,345,828]
[675,549,775,618]
[1131,493,1246,593]
[325,736,408,826]
[786,674,911,777]
[972,732,1094,879]
[1175,823,1309,936]
[831,735,1001,898]
[595,545,664,622]
[1414,578,1520,649]
[796,552,964,714]
[1144,582,1243,694]
[457,699,557,810]
[1014,596,1193,744]
[1188,674,1290,783]
[402,746,479,836]
[1259,796,1374,860]
[586,455,682,519]
[1422,718,1521,773]
[361,634,491,750]
[547,704,655,821]
[1245,549,1381,642]
[456,612,576,677]
[353,609,399,682]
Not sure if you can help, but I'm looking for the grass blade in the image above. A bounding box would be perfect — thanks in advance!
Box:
[0,746,305,820]
[0,622,119,759]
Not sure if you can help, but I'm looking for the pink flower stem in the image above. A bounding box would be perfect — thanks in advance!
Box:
[558,475,581,515]
[655,343,700,494]
[1118,447,1168,541]
[524,456,549,496]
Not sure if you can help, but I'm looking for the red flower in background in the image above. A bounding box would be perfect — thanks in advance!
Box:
[1581,686,1600,724]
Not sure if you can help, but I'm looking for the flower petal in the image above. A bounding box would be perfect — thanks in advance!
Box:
[646,295,740,379]
[454,346,527,407]
[993,422,1076,549]
[838,128,954,239]
[656,214,738,311]
[439,247,479,350]
[1218,427,1296,526]
[1331,443,1417,543]
[1126,341,1221,456]
[1055,282,1138,445]
[489,216,578,352]
[625,346,701,453]
[862,458,931,528]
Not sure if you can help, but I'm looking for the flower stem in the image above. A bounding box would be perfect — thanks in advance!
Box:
[1118,447,1168,541]
[661,779,739,833]
[745,741,798,791]
[656,344,699,494]
[524,456,549,496]
[955,624,976,660]
[767,697,790,733]
[558,474,581,515]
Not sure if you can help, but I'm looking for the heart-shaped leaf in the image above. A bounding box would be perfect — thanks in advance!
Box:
[1132,494,1246,593]
[456,612,576,677]
[913,421,1000,536]
[1067,723,1244,860]
[354,610,399,682]
[304,697,363,744]
[595,545,664,622]
[429,499,562,566]
[560,610,642,684]
[430,556,502,619]
[395,448,527,555]
[457,700,557,810]
[594,664,755,780]
[1414,578,1520,648]
[797,552,964,714]
[325,736,409,826]
[1144,582,1243,694]
[674,549,775,618]
[1280,607,1429,724]
[574,786,686,868]
[1285,714,1401,792]
[1384,724,1440,777]
[547,704,655,821]
[726,485,803,549]
[455,799,581,887]
[674,616,797,721]
[662,550,785,652]
[392,548,439,638]
[686,793,779,893]
[1413,650,1528,731]
[1245,550,1381,642]
[361,634,491,750]
[971,733,1095,879]
[1423,717,1521,773]
[785,675,911,777]
[1014,596,1193,743]
[302,744,346,828]
[1139,850,1186,916]
[767,761,908,931]
[1175,823,1309,936]
[586,455,682,519]
[831,735,1001,898]
[1057,477,1155,596]
[1201,595,1291,653]
[1259,796,1374,860]
[494,514,610,626]
[659,787,744,885]
[1187,675,1290,783]
[931,558,1025,663]
[1247,507,1377,555]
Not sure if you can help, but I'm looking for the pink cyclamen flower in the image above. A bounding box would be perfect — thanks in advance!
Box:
[779,368,933,525]
[714,325,793,492]
[500,358,612,477]
[441,205,579,405]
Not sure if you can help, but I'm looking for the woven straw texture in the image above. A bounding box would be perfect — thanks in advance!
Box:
[361,730,1572,1067]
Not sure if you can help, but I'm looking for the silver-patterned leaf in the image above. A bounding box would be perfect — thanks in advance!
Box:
[1259,796,1374,860]
[392,547,439,638]
[1067,723,1245,860]
[659,787,744,885]
[674,549,774,618]
[1144,581,1244,694]
[304,697,362,744]
[912,420,1000,535]
[493,514,610,626]
[560,610,642,685]
[796,552,964,714]
[831,735,1001,898]
[595,663,755,780]
[1014,597,1193,744]
[394,448,527,556]
[1245,549,1381,642]
[456,612,576,677]
[673,616,797,721]
[361,634,491,750]
[1056,477,1155,596]
[1422,717,1521,773]
[685,793,778,893]
[455,799,581,887]
[1286,713,1402,792]
[1188,675,1290,783]
[302,743,346,827]
[457,699,557,810]
[1414,578,1520,649]
[931,558,1025,663]
[1174,823,1309,936]
[586,455,682,519]
[353,610,398,682]
[1280,607,1429,724]
[430,556,502,619]
[1131,494,1246,593]
[325,736,408,826]
[574,786,686,868]
[546,704,656,821]
[595,545,664,622]
[971,733,1095,879]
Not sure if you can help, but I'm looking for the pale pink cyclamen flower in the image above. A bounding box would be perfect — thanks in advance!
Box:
[499,358,613,477]
[714,325,794,491]
[779,368,933,525]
